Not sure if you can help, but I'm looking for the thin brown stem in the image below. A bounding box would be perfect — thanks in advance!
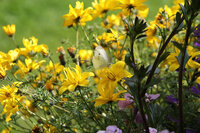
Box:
[178,15,193,133]
[137,81,149,133]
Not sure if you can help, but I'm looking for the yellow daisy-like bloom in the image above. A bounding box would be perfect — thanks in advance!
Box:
[92,0,119,18]
[0,49,19,71]
[163,46,200,71]
[146,21,161,49]
[0,64,6,79]
[2,24,16,37]
[15,58,45,77]
[24,100,37,113]
[155,5,173,28]
[171,0,184,15]
[1,127,11,133]
[97,30,124,49]
[79,49,93,64]
[45,80,54,91]
[93,85,126,107]
[96,61,132,89]
[101,14,122,29]
[59,65,94,94]
[0,85,18,102]
[43,124,57,133]
[19,37,49,56]
[119,0,148,15]
[1,95,24,122]
[63,1,93,27]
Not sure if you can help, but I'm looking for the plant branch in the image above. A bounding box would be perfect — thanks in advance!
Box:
[141,17,184,97]
[178,14,193,133]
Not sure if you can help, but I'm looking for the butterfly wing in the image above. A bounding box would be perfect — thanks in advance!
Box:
[92,46,110,70]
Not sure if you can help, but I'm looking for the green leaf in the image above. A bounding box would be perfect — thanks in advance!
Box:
[176,12,182,24]
[172,41,183,51]
[158,51,170,65]
[147,65,160,74]
[179,4,188,24]
[176,50,191,68]
[125,53,132,67]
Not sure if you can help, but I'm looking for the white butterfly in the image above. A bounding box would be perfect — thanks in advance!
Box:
[92,45,110,70]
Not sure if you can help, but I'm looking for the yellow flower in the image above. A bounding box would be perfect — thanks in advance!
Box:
[59,65,94,94]
[96,61,131,89]
[93,85,126,107]
[114,49,127,60]
[45,80,54,91]
[0,85,18,102]
[119,0,148,15]
[43,124,57,133]
[24,100,37,113]
[171,0,184,14]
[155,5,173,28]
[101,14,122,29]
[0,51,17,71]
[0,65,6,79]
[163,46,200,71]
[46,61,64,74]
[19,37,49,56]
[97,30,124,48]
[15,58,45,77]
[1,95,24,122]
[63,1,93,27]
[92,0,119,18]
[2,24,16,37]
[146,21,161,49]
[79,49,93,64]
[1,127,11,133]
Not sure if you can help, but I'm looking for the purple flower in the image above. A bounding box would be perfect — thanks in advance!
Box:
[194,26,200,46]
[149,127,157,133]
[118,93,134,110]
[194,26,200,37]
[194,42,200,47]
[97,125,122,133]
[158,129,175,133]
[166,95,178,104]
[191,84,200,95]
[145,93,160,103]
[186,129,195,133]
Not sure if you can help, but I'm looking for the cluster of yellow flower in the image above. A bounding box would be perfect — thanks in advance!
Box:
[0,84,24,122]
[146,0,184,48]
[63,0,148,27]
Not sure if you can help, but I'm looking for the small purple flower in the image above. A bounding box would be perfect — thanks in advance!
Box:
[149,127,157,133]
[186,129,195,133]
[145,93,160,103]
[194,26,200,46]
[194,26,200,36]
[166,95,178,104]
[97,125,122,133]
[158,129,175,133]
[118,93,134,110]
[190,84,200,95]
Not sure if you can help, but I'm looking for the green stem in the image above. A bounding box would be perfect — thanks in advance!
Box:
[78,88,102,128]
[76,27,80,66]
[81,26,90,45]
